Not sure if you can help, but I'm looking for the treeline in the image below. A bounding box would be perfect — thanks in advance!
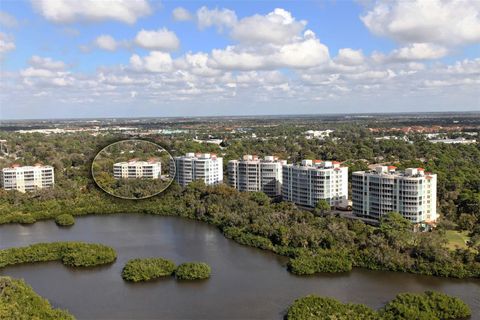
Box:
[1,126,478,230]
[1,181,479,278]
[286,291,471,320]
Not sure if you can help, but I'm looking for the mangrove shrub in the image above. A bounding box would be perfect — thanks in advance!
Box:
[122,258,176,282]
[0,242,116,268]
[55,214,75,226]
[175,262,211,280]
[0,276,74,320]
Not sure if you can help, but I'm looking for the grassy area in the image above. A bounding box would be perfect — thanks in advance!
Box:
[445,230,470,250]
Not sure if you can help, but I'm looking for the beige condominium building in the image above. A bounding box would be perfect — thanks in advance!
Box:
[352,166,437,224]
[1,164,54,193]
[282,160,349,208]
[113,159,161,179]
[171,153,223,187]
[227,155,286,197]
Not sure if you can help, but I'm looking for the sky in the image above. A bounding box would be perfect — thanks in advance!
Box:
[0,0,479,119]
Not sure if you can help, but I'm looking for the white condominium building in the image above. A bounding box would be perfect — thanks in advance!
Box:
[171,153,223,187]
[352,166,437,223]
[282,160,349,208]
[1,164,54,193]
[227,155,286,197]
[113,159,161,179]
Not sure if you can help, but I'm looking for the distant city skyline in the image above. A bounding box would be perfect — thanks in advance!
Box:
[1,0,479,119]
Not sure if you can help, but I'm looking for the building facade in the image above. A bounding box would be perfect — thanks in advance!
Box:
[1,164,54,193]
[227,155,286,197]
[282,160,348,208]
[171,153,223,187]
[113,160,161,179]
[352,166,437,223]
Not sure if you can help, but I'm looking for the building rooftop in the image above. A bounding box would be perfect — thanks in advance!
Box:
[353,166,435,177]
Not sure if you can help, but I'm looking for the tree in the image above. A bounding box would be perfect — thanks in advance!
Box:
[314,199,331,216]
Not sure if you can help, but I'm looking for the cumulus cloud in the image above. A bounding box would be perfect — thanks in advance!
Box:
[95,35,118,51]
[134,28,180,51]
[335,48,365,66]
[196,6,237,31]
[31,0,152,24]
[361,0,480,46]
[231,8,306,45]
[0,32,15,54]
[209,34,330,70]
[0,11,18,28]
[130,51,173,72]
[390,43,448,61]
[29,56,66,70]
[172,7,192,21]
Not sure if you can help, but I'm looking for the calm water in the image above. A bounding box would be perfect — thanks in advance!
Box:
[0,214,479,320]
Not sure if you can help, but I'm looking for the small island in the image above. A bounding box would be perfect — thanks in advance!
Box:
[122,258,176,282]
[175,262,211,280]
[55,214,75,227]
[0,242,117,268]
[286,291,471,320]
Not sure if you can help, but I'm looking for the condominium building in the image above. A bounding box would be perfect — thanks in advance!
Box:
[113,159,161,179]
[282,160,348,208]
[171,153,223,187]
[352,166,437,223]
[227,155,286,197]
[1,164,54,193]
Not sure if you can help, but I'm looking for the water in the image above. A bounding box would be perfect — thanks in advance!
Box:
[1,214,479,319]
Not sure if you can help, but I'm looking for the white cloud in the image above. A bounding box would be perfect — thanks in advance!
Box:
[134,28,180,51]
[31,0,152,24]
[20,67,56,78]
[174,52,222,77]
[172,7,192,21]
[130,51,173,72]
[210,39,330,71]
[0,32,15,54]
[196,6,237,31]
[335,48,365,66]
[0,11,18,28]
[361,0,480,46]
[29,56,66,70]
[231,8,306,45]
[390,43,448,61]
[95,35,118,51]
[209,30,329,70]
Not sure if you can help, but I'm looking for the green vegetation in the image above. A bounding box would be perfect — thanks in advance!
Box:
[122,258,176,282]
[0,242,116,268]
[286,291,471,320]
[175,262,211,280]
[445,230,470,250]
[286,295,380,320]
[288,250,352,275]
[55,213,75,226]
[0,276,74,320]
[381,291,472,320]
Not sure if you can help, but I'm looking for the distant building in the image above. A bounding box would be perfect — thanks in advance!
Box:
[171,153,223,187]
[1,164,54,192]
[113,159,161,179]
[282,160,348,208]
[304,130,334,140]
[429,137,477,144]
[228,155,286,197]
[352,166,437,224]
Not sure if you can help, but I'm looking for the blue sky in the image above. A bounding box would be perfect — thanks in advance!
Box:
[0,0,479,119]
